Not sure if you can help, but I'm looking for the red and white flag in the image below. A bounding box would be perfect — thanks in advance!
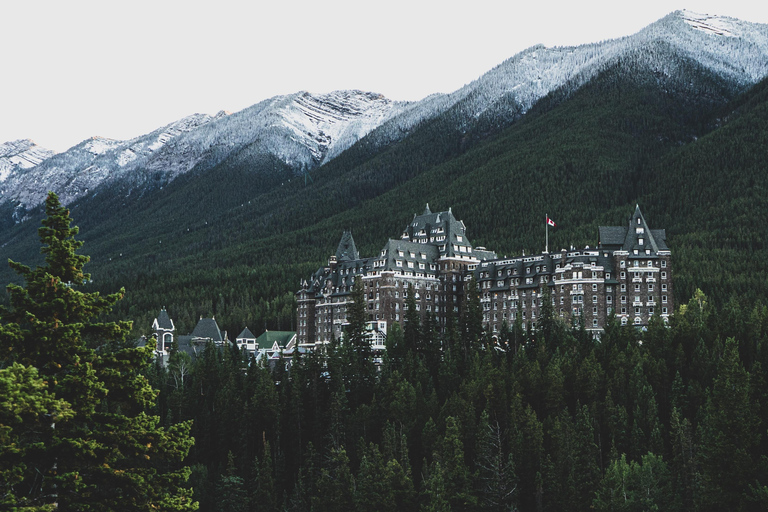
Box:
[546,216,556,227]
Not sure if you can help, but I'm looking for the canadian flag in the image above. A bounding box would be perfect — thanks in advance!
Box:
[547,216,556,227]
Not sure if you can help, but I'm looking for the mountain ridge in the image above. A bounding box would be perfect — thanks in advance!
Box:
[3,10,767,224]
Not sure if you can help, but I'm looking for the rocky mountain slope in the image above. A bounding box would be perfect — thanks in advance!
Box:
[1,10,767,224]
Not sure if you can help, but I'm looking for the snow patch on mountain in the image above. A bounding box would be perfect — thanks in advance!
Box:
[0,114,222,213]
[2,10,768,221]
[280,90,398,162]
[682,10,737,37]
[0,140,55,182]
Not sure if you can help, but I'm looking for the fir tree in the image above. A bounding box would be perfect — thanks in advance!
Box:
[0,192,196,511]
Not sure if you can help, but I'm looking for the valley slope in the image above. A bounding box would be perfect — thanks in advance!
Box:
[1,10,767,337]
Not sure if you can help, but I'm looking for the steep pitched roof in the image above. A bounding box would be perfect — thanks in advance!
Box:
[153,307,174,331]
[237,327,256,340]
[599,206,668,254]
[190,317,224,342]
[335,231,360,261]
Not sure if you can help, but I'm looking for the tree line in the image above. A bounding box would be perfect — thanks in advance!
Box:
[155,278,768,512]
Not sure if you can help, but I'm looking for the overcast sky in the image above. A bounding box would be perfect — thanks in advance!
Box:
[2,0,767,152]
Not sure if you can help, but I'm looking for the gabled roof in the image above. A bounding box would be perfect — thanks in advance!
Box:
[153,307,174,331]
[190,317,224,342]
[254,331,296,350]
[598,206,668,253]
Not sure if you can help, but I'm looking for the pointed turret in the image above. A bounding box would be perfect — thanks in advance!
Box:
[335,230,360,261]
[152,307,175,353]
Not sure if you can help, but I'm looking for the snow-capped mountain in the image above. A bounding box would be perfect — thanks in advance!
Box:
[0,91,405,216]
[364,10,768,146]
[0,140,56,181]
[2,10,767,221]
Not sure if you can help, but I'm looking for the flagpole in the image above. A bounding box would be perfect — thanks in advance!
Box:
[545,213,549,254]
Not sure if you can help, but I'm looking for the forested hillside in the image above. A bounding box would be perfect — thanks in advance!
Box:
[1,51,766,340]
[153,283,768,512]
[3,28,768,512]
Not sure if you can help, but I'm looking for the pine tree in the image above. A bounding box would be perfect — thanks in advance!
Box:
[440,416,476,512]
[344,279,375,406]
[216,451,247,512]
[476,410,517,512]
[698,337,760,511]
[0,363,73,509]
[0,192,196,511]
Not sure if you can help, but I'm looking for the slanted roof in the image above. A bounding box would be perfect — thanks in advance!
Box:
[237,326,256,340]
[598,226,628,248]
[153,307,174,331]
[599,206,668,254]
[190,317,224,342]
[254,331,297,351]
[336,231,360,261]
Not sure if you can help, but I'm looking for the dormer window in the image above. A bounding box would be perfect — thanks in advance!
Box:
[639,238,644,245]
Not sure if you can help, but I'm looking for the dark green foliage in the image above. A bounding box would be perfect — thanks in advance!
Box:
[0,193,196,511]
[3,51,768,512]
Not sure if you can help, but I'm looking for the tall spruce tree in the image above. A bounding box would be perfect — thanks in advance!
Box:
[0,193,196,511]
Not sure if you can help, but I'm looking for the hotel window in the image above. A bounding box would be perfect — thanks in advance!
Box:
[661,272,667,280]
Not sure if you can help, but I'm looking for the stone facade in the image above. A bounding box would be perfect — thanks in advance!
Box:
[297,205,673,346]
[297,205,496,348]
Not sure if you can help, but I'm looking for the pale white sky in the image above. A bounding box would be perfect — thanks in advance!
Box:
[2,0,767,152]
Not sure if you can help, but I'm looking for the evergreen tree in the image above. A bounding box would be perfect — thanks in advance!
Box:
[312,447,355,512]
[440,416,476,512]
[0,193,196,510]
[698,337,760,511]
[476,410,517,512]
[344,279,376,406]
[0,363,73,509]
[216,451,248,512]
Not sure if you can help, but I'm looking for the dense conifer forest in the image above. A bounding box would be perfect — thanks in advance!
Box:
[152,282,768,512]
[2,51,768,510]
